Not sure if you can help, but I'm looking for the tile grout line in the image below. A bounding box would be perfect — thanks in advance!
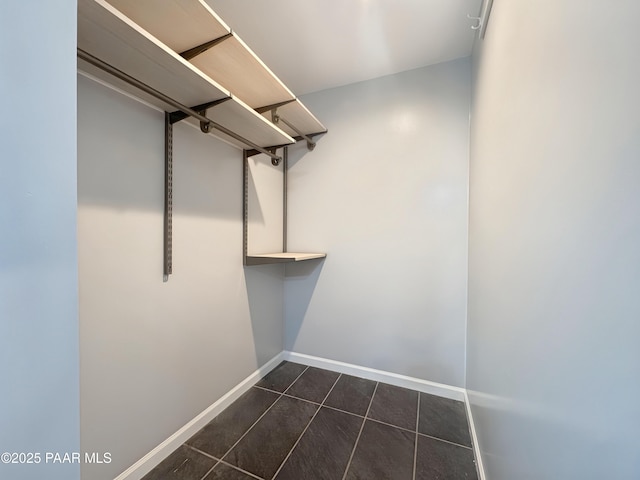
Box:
[215,458,266,480]
[184,444,222,462]
[417,432,473,450]
[255,386,436,439]
[254,385,324,407]
[365,417,416,436]
[304,386,473,450]
[253,384,285,395]
[191,367,470,480]
[321,374,343,405]
[281,365,310,396]
[282,390,378,423]
[270,373,343,480]
[198,460,219,480]
[256,382,383,424]
[413,392,420,480]
[341,381,379,480]
[180,444,219,480]
[183,365,470,480]
[216,397,279,464]
[322,403,367,420]
[217,365,310,469]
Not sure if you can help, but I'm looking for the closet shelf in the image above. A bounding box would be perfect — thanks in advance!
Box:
[104,0,327,138]
[242,147,327,268]
[245,253,327,266]
[78,0,328,277]
[78,0,295,150]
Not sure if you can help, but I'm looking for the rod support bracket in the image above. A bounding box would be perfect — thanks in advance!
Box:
[199,108,211,133]
[270,148,280,166]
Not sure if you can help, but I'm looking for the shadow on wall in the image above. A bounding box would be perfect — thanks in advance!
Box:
[283,259,325,349]
[244,264,287,365]
[286,133,328,170]
[247,159,265,225]
[77,73,243,219]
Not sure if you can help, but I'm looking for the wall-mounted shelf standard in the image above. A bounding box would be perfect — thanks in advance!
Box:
[243,148,327,267]
[77,0,327,279]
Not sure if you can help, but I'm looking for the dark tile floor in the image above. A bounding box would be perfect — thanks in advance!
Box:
[142,362,479,480]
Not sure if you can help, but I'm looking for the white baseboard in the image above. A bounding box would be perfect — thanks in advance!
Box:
[464,390,486,480]
[114,351,485,480]
[114,352,285,480]
[283,351,466,402]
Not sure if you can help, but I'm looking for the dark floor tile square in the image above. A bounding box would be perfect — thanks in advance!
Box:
[324,374,376,416]
[285,367,340,403]
[345,420,414,480]
[224,395,318,479]
[255,361,307,393]
[275,407,363,480]
[142,445,216,480]
[368,383,419,431]
[186,387,280,458]
[415,434,478,480]
[418,393,472,447]
[204,462,257,480]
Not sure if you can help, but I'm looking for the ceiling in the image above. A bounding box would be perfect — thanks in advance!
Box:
[206,0,483,96]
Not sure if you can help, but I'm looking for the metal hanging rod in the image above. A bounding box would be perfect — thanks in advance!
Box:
[77,48,282,162]
[244,130,326,158]
[272,111,316,150]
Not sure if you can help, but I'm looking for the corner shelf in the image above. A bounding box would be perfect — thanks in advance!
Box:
[243,148,326,267]
[78,0,326,276]
[245,253,327,266]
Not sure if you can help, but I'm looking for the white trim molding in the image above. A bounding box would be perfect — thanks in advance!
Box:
[283,351,466,401]
[464,390,487,480]
[114,352,285,480]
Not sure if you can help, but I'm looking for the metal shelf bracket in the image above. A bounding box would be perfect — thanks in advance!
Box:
[179,32,233,61]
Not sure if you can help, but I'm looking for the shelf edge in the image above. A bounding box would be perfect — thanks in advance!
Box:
[245,253,327,266]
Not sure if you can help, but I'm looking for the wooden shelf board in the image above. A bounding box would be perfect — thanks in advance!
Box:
[102,0,324,135]
[78,0,293,149]
[191,36,295,109]
[105,0,230,53]
[105,0,293,109]
[184,97,294,149]
[78,0,229,105]
[245,252,327,266]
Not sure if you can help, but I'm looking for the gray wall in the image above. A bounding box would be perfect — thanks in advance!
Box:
[78,76,284,479]
[467,1,640,478]
[284,60,471,387]
[0,1,80,479]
